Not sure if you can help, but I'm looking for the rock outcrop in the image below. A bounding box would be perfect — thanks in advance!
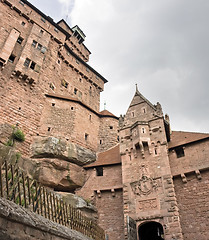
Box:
[31,136,96,166]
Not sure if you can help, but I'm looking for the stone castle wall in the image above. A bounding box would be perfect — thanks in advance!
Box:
[174,170,209,240]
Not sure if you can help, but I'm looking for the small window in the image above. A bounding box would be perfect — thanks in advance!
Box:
[109,126,113,130]
[175,147,185,158]
[24,58,31,67]
[32,40,37,48]
[96,167,103,176]
[8,54,16,63]
[100,140,102,144]
[37,43,42,50]
[21,21,25,26]
[17,37,23,44]
[30,61,36,70]
[40,29,44,34]
[76,59,79,64]
[132,112,135,117]
[41,47,47,54]
[74,88,78,95]
[52,103,55,106]
[19,1,24,6]
[85,133,89,141]
[71,107,74,110]
[142,128,145,133]
[86,68,89,72]
[47,127,51,132]
[89,115,92,120]
[142,108,146,113]
[41,17,46,23]
[54,28,59,33]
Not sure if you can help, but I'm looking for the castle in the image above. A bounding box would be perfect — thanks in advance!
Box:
[0,0,209,240]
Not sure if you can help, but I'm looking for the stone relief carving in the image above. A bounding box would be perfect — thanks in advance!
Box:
[130,164,158,196]
[137,198,158,211]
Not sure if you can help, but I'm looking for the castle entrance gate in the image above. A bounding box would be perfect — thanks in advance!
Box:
[138,221,164,240]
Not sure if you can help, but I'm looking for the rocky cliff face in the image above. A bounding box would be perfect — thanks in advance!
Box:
[0,124,97,220]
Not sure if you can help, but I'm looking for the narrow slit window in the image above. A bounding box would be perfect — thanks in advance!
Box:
[85,133,89,141]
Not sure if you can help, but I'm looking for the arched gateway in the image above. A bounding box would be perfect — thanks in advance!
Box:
[138,221,164,240]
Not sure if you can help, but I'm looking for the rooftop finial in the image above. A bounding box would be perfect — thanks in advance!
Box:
[104,101,106,110]
[135,83,139,92]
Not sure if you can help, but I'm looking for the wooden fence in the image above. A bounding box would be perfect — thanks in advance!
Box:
[0,159,105,240]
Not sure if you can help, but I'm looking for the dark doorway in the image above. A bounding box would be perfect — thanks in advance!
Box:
[138,221,164,240]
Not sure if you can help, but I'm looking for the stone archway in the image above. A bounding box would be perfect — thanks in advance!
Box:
[138,221,164,240]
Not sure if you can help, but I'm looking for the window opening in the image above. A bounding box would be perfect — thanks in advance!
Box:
[100,140,102,144]
[142,128,145,133]
[19,1,24,6]
[155,148,157,155]
[47,127,51,132]
[8,54,16,63]
[109,126,113,129]
[49,83,55,90]
[54,28,59,33]
[142,142,149,151]
[17,37,23,44]
[41,17,46,23]
[85,133,89,141]
[175,147,185,158]
[24,58,31,67]
[96,167,103,176]
[71,107,74,110]
[89,115,92,120]
[135,143,140,155]
[74,88,78,95]
[40,29,44,34]
[37,43,42,50]
[32,40,37,48]
[21,21,25,26]
[30,61,36,70]
[52,103,55,106]
[132,112,135,117]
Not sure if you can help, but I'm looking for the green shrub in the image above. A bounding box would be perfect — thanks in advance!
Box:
[13,129,25,142]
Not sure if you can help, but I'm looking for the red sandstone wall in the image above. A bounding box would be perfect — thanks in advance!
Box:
[95,190,125,240]
[169,140,209,176]
[174,170,209,240]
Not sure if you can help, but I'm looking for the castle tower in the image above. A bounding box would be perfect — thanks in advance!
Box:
[119,86,183,240]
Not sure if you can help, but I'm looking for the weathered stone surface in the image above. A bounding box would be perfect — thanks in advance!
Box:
[0,143,17,165]
[31,137,96,166]
[58,192,98,221]
[0,197,91,240]
[17,157,85,191]
[0,123,13,145]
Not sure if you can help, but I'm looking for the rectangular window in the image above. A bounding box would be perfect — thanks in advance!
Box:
[17,37,23,44]
[8,54,16,63]
[41,17,46,23]
[37,43,42,50]
[96,167,103,176]
[175,147,185,158]
[24,58,31,67]
[74,88,78,95]
[54,28,59,33]
[32,40,37,48]
[19,1,24,6]
[21,21,25,26]
[30,61,36,70]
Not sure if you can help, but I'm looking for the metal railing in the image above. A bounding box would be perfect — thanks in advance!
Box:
[0,159,105,240]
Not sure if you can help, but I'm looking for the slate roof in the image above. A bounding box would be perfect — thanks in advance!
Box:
[168,131,209,149]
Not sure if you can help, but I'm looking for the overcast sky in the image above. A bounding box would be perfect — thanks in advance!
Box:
[29,0,209,133]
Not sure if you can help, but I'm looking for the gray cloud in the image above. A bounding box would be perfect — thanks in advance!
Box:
[28,0,209,133]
